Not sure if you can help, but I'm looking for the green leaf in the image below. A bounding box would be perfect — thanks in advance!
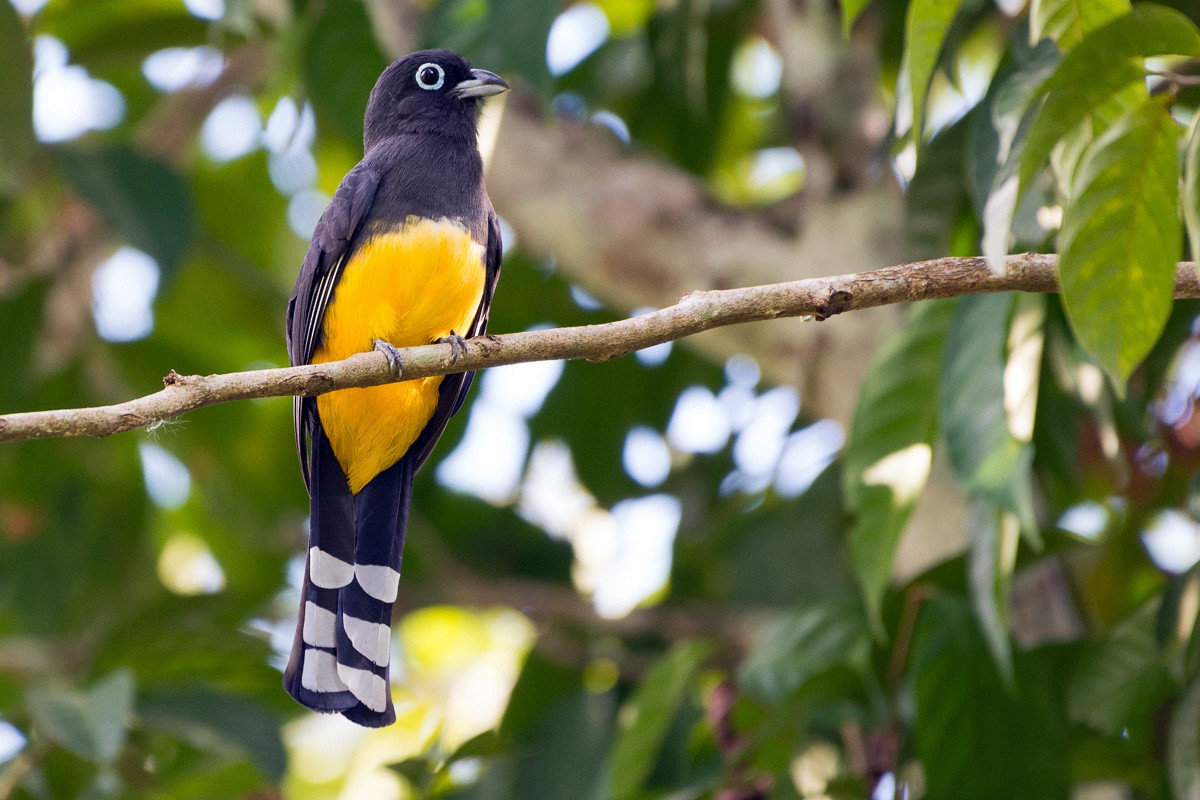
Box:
[593,0,655,36]
[841,0,872,36]
[0,278,48,403]
[1067,598,1167,734]
[1029,0,1129,52]
[26,670,135,763]
[27,686,101,761]
[138,688,287,782]
[304,0,389,145]
[1185,582,1200,680]
[604,641,709,800]
[904,0,963,144]
[966,502,1017,686]
[845,299,954,635]
[0,1,34,195]
[473,0,558,97]
[85,670,136,762]
[1185,115,1200,268]
[389,756,437,794]
[499,653,579,742]
[1018,5,1200,201]
[1049,82,1146,201]
[727,466,856,608]
[907,115,971,260]
[57,146,194,277]
[496,653,614,800]
[978,46,1061,271]
[739,602,871,704]
[423,0,559,97]
[1058,96,1182,389]
[1169,676,1200,800]
[941,294,1013,487]
[1004,293,1046,449]
[940,294,1037,533]
[911,596,1069,799]
[449,729,504,762]
[36,0,206,71]
[193,151,294,273]
[442,758,517,800]
[515,690,613,800]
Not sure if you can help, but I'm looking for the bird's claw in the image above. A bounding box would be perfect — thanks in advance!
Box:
[435,331,468,365]
[374,339,404,376]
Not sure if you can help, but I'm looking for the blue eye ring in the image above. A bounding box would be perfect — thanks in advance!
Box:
[415,63,445,91]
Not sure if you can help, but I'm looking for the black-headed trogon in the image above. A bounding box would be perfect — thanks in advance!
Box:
[283,50,508,728]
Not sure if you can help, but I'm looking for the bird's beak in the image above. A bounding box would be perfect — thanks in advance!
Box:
[452,69,510,99]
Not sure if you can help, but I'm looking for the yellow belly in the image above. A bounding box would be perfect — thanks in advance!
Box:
[312,216,486,493]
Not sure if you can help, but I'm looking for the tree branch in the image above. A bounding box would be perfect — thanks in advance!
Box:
[1,254,1196,443]
[1149,69,1200,88]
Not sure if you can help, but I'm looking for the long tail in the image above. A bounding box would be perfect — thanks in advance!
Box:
[284,427,413,727]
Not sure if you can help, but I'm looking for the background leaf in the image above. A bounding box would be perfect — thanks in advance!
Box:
[908,115,972,260]
[965,501,1016,684]
[1029,0,1129,51]
[1067,599,1168,735]
[138,687,287,782]
[1169,676,1200,800]
[303,0,390,146]
[603,642,709,800]
[940,293,1036,530]
[845,299,954,634]
[904,0,963,144]
[498,654,614,800]
[910,595,1069,800]
[0,1,34,195]
[1184,115,1200,267]
[57,146,194,277]
[26,670,135,764]
[739,602,871,703]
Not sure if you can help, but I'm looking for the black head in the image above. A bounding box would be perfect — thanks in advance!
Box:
[363,49,509,152]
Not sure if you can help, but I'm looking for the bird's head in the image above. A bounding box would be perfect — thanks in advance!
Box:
[363,49,509,151]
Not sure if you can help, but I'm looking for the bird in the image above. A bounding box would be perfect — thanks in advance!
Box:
[282,49,508,727]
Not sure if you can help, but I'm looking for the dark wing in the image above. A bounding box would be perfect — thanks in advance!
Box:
[408,210,503,472]
[286,166,382,491]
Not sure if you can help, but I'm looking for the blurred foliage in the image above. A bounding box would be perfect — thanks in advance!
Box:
[2,0,1200,799]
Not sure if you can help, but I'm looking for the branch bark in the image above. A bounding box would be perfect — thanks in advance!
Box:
[1,254,1196,443]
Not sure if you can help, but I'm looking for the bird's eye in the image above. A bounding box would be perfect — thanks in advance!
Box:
[415,63,445,91]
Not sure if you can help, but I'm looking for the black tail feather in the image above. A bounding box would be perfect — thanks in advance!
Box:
[284,428,357,712]
[285,428,415,727]
[334,456,413,726]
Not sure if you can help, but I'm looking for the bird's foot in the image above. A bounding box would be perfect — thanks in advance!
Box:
[373,339,404,377]
[435,331,468,365]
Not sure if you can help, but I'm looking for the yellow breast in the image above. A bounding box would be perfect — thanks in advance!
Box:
[312,216,486,493]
